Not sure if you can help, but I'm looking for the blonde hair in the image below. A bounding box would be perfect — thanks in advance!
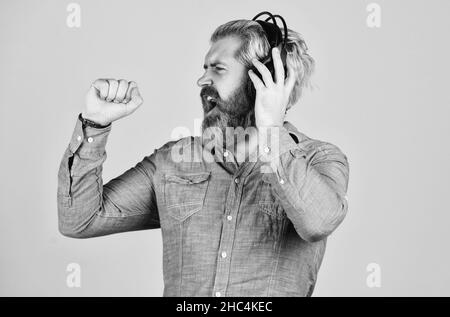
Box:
[211,19,315,110]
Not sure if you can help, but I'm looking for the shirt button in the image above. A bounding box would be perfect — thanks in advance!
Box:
[77,135,82,142]
[227,215,232,221]
[87,137,94,143]
[263,146,271,154]
[234,178,239,184]
[279,179,285,184]
[223,151,229,157]
[215,292,221,297]
[221,251,227,258]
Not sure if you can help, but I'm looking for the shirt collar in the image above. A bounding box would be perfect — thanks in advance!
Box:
[283,120,303,144]
[186,121,304,158]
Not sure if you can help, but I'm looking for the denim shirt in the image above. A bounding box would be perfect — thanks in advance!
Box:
[57,116,349,297]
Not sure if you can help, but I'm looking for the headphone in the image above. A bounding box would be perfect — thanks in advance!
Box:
[251,11,288,81]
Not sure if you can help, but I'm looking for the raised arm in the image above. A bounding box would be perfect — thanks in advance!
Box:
[57,79,160,238]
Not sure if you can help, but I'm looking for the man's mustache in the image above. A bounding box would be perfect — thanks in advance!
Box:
[200,80,254,116]
[200,86,220,100]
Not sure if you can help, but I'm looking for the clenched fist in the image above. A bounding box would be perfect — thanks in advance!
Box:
[82,78,144,126]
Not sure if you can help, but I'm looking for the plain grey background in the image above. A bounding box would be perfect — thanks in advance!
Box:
[1,0,449,296]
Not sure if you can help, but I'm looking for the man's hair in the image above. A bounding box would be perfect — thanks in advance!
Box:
[210,19,315,110]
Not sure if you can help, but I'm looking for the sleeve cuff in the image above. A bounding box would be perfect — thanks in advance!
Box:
[68,116,112,156]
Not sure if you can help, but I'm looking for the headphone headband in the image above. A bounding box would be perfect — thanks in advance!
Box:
[248,11,289,87]
[252,11,288,50]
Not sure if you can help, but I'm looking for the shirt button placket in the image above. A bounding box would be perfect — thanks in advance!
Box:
[212,174,243,297]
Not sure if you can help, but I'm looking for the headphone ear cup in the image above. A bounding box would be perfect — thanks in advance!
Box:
[264,58,276,80]
[252,55,287,82]
[280,48,288,79]
[251,55,275,82]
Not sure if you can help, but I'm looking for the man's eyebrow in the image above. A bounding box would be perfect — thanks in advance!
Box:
[203,61,228,69]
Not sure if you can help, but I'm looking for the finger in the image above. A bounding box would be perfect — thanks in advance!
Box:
[125,87,143,115]
[114,79,128,103]
[284,62,296,92]
[248,69,265,91]
[123,81,137,103]
[251,59,274,87]
[272,47,285,85]
[106,79,119,102]
[91,79,109,100]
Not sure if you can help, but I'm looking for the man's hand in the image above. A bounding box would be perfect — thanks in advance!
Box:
[248,48,296,128]
[82,78,144,126]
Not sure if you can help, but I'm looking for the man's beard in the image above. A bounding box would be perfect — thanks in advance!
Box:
[200,76,256,135]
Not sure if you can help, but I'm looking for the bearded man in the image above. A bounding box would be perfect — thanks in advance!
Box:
[57,16,349,297]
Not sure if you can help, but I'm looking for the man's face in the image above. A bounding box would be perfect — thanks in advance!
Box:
[198,36,255,133]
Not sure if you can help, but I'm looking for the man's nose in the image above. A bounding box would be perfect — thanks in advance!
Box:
[197,73,212,87]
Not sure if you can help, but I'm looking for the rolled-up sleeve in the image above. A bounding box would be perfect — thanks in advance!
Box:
[259,126,349,242]
[57,116,160,238]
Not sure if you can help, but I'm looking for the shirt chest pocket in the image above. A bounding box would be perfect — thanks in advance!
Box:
[164,171,211,222]
[257,177,287,220]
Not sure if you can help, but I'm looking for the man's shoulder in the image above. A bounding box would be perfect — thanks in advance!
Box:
[150,135,203,164]
[155,135,201,153]
[284,121,348,160]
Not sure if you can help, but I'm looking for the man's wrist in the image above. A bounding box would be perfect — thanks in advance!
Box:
[79,113,111,129]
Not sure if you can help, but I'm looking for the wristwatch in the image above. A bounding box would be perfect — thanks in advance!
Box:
[78,113,111,129]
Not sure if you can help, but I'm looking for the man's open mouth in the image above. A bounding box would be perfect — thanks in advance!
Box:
[204,95,218,112]
[206,96,217,105]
